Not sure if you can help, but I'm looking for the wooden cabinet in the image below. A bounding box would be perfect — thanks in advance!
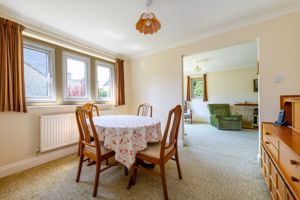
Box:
[292,100,300,134]
[261,123,300,200]
[280,96,300,134]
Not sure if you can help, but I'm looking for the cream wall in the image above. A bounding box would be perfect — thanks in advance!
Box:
[129,11,300,140]
[183,67,258,122]
[207,67,258,104]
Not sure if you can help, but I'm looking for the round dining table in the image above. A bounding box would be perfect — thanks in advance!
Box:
[92,115,162,168]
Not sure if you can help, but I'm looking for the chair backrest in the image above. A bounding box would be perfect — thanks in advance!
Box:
[160,105,182,158]
[137,103,153,117]
[75,106,101,155]
[207,104,231,117]
[183,101,187,113]
[83,103,100,117]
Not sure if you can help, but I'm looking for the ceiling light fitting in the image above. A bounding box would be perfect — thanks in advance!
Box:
[136,0,161,35]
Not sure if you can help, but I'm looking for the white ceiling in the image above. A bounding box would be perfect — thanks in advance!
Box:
[183,40,258,75]
[0,0,299,59]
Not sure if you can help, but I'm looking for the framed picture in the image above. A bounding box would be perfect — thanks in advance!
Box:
[253,79,258,92]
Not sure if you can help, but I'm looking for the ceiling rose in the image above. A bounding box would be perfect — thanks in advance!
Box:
[136,0,161,35]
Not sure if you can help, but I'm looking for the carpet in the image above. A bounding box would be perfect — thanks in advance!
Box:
[0,123,270,200]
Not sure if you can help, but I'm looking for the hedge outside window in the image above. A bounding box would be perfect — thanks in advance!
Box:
[96,62,114,101]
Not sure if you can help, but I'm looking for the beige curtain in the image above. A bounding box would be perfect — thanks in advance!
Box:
[203,74,208,102]
[115,59,125,106]
[186,76,191,101]
[0,18,27,112]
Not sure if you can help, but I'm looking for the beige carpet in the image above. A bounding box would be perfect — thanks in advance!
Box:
[0,123,270,200]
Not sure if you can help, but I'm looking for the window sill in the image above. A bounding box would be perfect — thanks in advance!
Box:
[191,97,204,100]
[27,103,116,110]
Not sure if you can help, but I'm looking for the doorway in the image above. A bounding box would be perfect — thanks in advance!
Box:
[181,40,259,147]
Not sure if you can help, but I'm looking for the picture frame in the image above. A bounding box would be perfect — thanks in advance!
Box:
[253,79,258,92]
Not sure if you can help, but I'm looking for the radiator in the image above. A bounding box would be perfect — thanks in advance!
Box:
[40,113,79,152]
[39,110,114,152]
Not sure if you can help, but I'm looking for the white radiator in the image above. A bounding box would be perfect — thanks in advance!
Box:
[39,109,114,152]
[40,113,79,152]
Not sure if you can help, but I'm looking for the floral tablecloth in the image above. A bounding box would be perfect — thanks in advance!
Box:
[92,115,162,168]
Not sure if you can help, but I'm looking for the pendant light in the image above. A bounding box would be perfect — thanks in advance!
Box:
[136,0,161,34]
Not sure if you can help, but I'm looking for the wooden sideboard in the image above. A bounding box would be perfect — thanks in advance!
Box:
[261,122,300,200]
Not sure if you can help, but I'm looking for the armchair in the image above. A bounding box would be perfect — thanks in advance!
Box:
[207,104,242,130]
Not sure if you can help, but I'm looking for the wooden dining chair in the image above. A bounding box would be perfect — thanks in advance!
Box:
[83,103,100,116]
[75,106,118,197]
[137,103,153,117]
[77,103,99,157]
[128,105,183,200]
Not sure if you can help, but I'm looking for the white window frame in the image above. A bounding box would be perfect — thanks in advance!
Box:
[23,40,56,102]
[62,51,91,102]
[95,61,114,102]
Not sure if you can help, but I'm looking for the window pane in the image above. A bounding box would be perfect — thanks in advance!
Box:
[67,58,86,97]
[192,79,204,97]
[24,47,49,97]
[97,66,112,99]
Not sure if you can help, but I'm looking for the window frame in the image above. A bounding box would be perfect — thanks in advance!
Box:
[62,51,91,102]
[95,61,115,102]
[23,40,56,103]
[191,77,204,99]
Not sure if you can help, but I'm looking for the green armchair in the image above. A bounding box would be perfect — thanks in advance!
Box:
[207,104,242,130]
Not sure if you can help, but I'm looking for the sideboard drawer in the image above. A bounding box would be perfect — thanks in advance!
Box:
[278,173,286,200]
[287,188,296,200]
[270,160,277,183]
[263,126,279,149]
[264,138,279,161]
[280,143,300,196]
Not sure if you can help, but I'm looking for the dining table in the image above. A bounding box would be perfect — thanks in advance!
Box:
[92,115,162,168]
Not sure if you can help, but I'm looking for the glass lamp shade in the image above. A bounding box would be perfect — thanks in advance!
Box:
[136,12,161,34]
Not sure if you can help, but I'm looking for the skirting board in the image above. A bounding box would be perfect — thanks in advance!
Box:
[0,145,77,178]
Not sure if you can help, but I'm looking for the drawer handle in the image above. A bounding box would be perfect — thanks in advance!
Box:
[291,176,299,182]
[266,132,269,135]
[265,141,270,144]
[290,160,299,165]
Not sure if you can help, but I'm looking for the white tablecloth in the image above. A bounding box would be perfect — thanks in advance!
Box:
[92,115,162,168]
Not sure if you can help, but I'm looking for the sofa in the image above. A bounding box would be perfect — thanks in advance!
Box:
[207,104,242,130]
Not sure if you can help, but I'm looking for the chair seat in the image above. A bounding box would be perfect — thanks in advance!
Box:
[222,116,240,121]
[184,112,191,117]
[84,142,113,156]
[137,142,174,160]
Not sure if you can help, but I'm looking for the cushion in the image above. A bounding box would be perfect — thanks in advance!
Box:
[138,142,174,159]
[214,108,228,117]
[222,117,240,121]
[84,141,113,155]
[184,112,191,117]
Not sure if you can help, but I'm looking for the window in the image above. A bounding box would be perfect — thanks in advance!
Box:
[191,78,204,98]
[24,41,55,102]
[96,62,114,101]
[63,52,90,101]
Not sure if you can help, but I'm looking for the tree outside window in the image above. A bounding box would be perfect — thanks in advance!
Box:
[191,78,204,98]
